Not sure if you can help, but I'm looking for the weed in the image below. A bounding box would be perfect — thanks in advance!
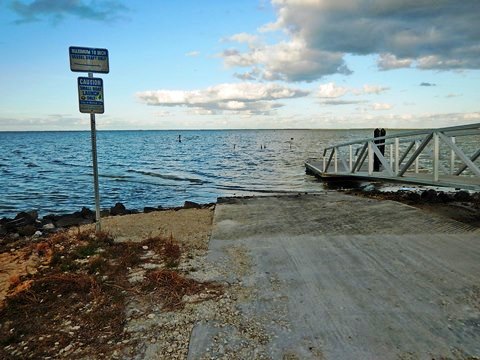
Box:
[143,269,223,310]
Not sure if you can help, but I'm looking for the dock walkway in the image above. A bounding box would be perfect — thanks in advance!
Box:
[305,123,480,191]
[188,193,479,359]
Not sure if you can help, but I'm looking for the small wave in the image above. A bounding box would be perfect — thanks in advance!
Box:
[127,169,205,184]
[26,162,39,168]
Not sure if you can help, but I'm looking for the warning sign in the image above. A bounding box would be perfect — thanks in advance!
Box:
[77,77,104,114]
[69,46,109,73]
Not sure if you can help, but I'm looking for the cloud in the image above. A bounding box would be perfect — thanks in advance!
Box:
[371,103,392,111]
[320,99,366,106]
[317,83,349,98]
[220,0,480,81]
[316,82,388,99]
[10,0,128,24]
[136,82,309,115]
[223,32,259,45]
[219,37,350,82]
[0,114,89,129]
[360,85,389,95]
[420,82,436,87]
[185,51,200,57]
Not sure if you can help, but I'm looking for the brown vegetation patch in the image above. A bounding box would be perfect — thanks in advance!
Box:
[0,229,222,359]
[144,269,223,311]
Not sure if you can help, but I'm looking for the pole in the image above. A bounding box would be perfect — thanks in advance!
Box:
[89,72,101,232]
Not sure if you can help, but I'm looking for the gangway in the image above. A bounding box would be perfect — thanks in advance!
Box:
[305,123,480,191]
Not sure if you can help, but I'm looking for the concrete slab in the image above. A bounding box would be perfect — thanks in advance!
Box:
[189,193,480,359]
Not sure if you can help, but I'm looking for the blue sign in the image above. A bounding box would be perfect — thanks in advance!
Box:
[78,77,104,114]
[70,46,109,73]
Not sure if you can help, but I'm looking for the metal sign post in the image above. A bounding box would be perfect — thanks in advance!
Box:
[88,72,101,232]
[70,46,109,232]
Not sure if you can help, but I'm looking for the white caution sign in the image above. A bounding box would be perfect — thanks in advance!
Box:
[77,77,104,114]
[69,46,109,73]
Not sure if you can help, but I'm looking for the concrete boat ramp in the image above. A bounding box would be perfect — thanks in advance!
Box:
[189,193,479,359]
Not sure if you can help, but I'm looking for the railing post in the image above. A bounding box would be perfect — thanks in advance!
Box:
[390,144,393,171]
[349,145,353,172]
[415,141,419,173]
[334,147,338,173]
[395,138,400,175]
[433,132,439,181]
[450,137,455,175]
[323,156,326,172]
[368,141,373,175]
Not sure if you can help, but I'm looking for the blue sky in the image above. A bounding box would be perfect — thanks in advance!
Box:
[0,0,479,130]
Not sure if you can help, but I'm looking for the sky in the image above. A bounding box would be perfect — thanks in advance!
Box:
[0,0,479,131]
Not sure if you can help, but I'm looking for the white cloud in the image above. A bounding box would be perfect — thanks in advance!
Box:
[219,37,350,82]
[219,0,480,81]
[371,103,392,111]
[223,32,259,45]
[136,82,309,115]
[185,50,200,57]
[361,84,389,95]
[316,82,389,100]
[317,82,349,98]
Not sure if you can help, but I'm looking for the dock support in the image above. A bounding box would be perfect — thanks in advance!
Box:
[368,141,373,175]
[349,145,353,172]
[415,141,419,174]
[450,137,455,175]
[433,132,439,181]
[394,138,400,175]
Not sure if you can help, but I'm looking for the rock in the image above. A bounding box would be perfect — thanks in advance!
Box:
[80,207,95,219]
[421,189,438,202]
[0,224,6,236]
[42,222,55,230]
[110,202,127,216]
[454,190,471,202]
[33,231,42,237]
[55,214,92,228]
[143,207,157,213]
[404,191,421,202]
[17,224,37,236]
[184,201,202,209]
[437,191,452,203]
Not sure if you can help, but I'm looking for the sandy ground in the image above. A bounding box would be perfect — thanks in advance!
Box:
[81,207,215,249]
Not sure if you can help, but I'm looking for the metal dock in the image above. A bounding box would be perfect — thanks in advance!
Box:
[305,123,480,190]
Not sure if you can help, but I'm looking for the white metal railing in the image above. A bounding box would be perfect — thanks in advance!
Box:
[321,123,480,186]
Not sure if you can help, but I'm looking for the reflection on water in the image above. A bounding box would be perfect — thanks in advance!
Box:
[0,129,373,217]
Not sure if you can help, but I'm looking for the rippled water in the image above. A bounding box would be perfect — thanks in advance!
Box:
[0,129,374,217]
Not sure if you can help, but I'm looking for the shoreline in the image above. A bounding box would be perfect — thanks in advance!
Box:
[2,187,479,243]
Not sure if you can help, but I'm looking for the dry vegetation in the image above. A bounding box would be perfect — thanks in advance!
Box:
[0,228,222,359]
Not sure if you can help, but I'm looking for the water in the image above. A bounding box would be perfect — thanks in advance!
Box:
[0,129,372,217]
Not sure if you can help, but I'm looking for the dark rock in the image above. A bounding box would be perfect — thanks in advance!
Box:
[0,224,6,236]
[437,191,452,203]
[454,190,471,202]
[100,210,110,218]
[43,214,60,223]
[10,210,38,228]
[80,207,95,219]
[421,189,438,202]
[143,207,157,213]
[17,225,37,237]
[110,202,127,216]
[184,201,202,209]
[55,215,93,228]
[404,191,421,202]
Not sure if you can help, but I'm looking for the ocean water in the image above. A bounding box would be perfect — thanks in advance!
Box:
[0,129,377,217]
